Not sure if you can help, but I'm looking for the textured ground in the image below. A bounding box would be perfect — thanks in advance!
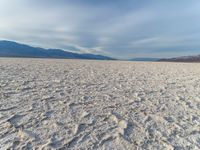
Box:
[0,58,200,150]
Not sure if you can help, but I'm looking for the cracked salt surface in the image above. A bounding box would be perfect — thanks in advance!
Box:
[0,58,200,149]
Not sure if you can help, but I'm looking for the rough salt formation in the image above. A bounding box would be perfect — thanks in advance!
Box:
[0,58,200,149]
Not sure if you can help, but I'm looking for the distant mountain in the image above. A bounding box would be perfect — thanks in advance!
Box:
[159,55,200,62]
[0,40,115,60]
[129,58,160,61]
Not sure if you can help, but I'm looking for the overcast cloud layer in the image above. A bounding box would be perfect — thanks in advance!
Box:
[1,0,200,58]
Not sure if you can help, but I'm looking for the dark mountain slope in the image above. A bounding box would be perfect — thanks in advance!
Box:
[0,40,115,60]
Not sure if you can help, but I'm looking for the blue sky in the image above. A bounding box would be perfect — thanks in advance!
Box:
[1,0,200,58]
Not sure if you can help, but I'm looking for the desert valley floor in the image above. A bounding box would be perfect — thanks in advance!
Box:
[0,58,200,150]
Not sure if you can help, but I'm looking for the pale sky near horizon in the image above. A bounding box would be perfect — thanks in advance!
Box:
[1,0,200,58]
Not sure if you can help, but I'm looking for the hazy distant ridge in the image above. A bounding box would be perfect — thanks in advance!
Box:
[159,55,200,62]
[0,40,115,60]
[129,58,160,61]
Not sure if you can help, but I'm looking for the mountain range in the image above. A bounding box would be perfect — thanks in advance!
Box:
[159,55,200,62]
[2,40,200,62]
[0,40,115,60]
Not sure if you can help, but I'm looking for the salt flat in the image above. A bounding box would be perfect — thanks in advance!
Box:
[0,58,200,150]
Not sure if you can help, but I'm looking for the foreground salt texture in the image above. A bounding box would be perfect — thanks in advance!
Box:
[0,58,200,150]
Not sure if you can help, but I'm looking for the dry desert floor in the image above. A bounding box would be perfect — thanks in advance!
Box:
[0,58,200,150]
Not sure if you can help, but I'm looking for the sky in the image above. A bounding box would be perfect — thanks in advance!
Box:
[1,0,200,59]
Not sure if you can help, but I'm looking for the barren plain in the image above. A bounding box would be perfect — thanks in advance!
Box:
[0,58,200,149]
